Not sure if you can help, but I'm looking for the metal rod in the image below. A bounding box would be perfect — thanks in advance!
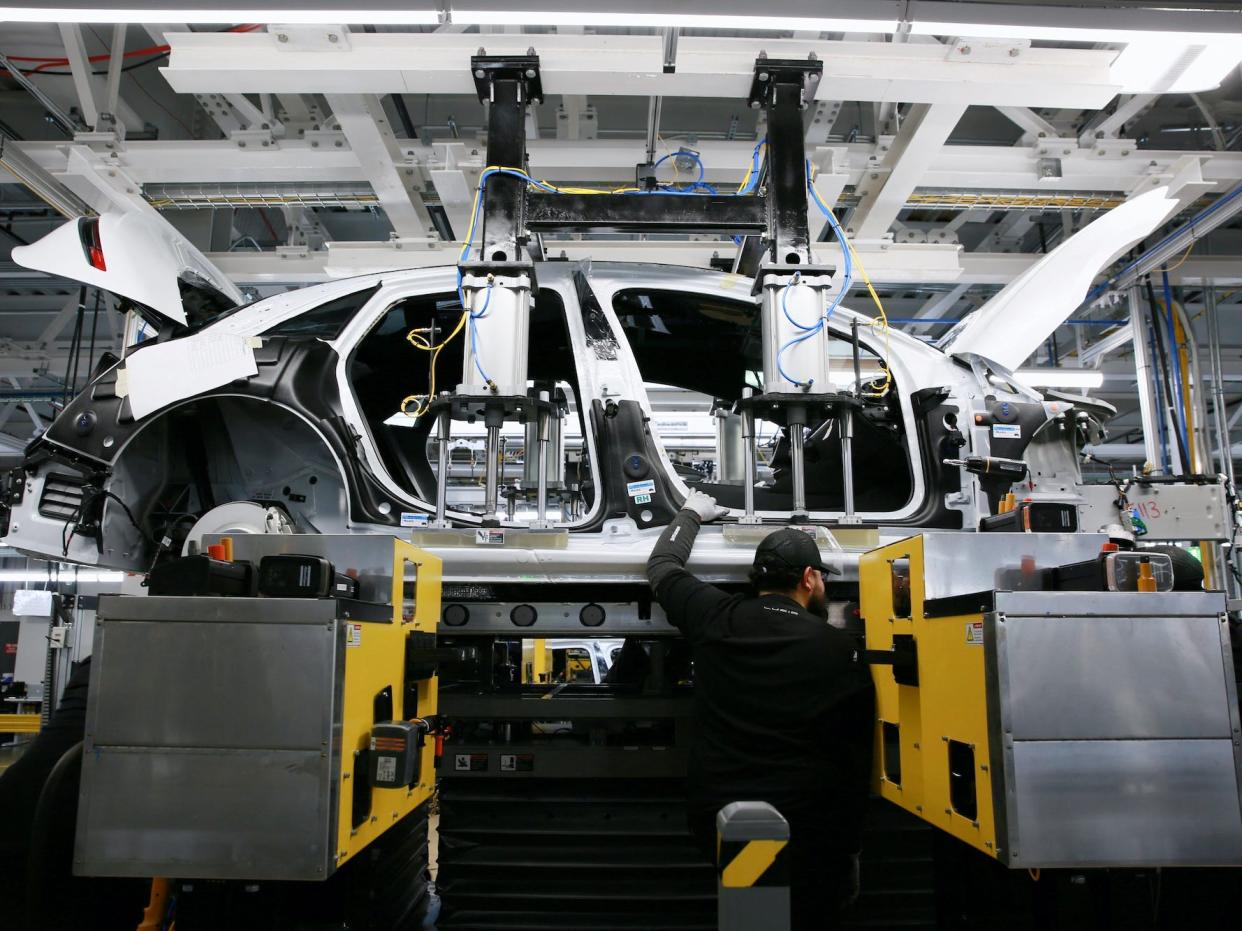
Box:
[535,393,550,526]
[0,52,80,135]
[788,405,807,517]
[1205,285,1235,487]
[851,317,862,390]
[841,409,856,520]
[434,407,451,526]
[483,408,504,521]
[644,95,663,167]
[740,388,758,523]
[1129,286,1163,473]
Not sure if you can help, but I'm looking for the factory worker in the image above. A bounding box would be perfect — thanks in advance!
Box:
[647,489,874,930]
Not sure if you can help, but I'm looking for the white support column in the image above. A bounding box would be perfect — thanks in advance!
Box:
[557,95,588,141]
[429,142,478,245]
[324,93,432,239]
[58,23,101,129]
[808,148,848,242]
[848,103,967,240]
[1079,94,1158,147]
[995,106,1058,142]
[104,24,126,123]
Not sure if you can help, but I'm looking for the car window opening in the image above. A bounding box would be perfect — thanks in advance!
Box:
[347,289,596,521]
[612,288,914,514]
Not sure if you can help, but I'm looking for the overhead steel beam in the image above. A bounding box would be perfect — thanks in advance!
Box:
[11,138,1241,195]
[162,32,1123,109]
[0,137,91,218]
[324,94,433,239]
[848,102,967,239]
[0,52,81,135]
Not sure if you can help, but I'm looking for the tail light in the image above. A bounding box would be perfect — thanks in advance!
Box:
[78,218,106,271]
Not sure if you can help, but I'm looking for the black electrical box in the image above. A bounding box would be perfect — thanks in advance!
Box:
[1053,550,1174,592]
[979,501,1078,533]
[147,555,254,597]
[369,720,424,788]
[257,554,360,599]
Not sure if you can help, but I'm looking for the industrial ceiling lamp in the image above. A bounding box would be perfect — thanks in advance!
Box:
[0,2,439,23]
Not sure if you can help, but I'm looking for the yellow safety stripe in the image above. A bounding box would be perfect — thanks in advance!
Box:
[721,839,788,888]
[0,713,41,733]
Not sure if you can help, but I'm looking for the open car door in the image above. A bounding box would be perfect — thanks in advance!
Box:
[11,212,244,333]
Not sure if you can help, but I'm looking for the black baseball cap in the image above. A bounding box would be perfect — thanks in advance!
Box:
[752,529,837,576]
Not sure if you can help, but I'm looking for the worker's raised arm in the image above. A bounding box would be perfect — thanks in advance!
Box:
[646,490,732,640]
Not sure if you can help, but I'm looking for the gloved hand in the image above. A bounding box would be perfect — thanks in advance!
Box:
[681,488,727,522]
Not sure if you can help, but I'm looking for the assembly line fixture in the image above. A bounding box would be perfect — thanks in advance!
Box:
[440,50,865,528]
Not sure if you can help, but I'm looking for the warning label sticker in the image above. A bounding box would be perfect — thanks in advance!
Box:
[499,753,535,773]
[626,479,656,498]
[475,529,506,545]
[347,623,362,648]
[454,753,489,772]
[992,424,1021,439]
[965,621,984,645]
[376,756,396,783]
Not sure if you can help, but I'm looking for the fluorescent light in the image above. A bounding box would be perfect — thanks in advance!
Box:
[909,19,1242,92]
[453,10,898,31]
[908,21,1240,44]
[1014,369,1105,390]
[0,7,438,23]
[0,570,125,583]
[1110,39,1242,94]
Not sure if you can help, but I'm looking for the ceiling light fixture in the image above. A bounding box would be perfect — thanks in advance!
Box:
[0,6,439,23]
[451,10,898,32]
[0,569,125,583]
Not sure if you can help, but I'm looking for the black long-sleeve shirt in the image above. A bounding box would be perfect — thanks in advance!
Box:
[647,511,875,851]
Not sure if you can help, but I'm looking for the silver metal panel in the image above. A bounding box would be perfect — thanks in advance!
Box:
[78,594,350,880]
[1077,482,1230,541]
[1007,739,1242,867]
[91,618,336,750]
[997,613,1233,740]
[205,532,404,603]
[995,589,1226,618]
[914,531,1108,601]
[98,594,346,624]
[76,747,333,880]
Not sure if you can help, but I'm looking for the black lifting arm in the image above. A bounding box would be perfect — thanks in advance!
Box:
[462,51,828,291]
[748,53,823,269]
[466,51,543,273]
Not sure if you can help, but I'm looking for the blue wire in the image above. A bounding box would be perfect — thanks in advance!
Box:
[775,272,823,388]
[736,140,765,195]
[465,279,495,386]
[804,159,855,324]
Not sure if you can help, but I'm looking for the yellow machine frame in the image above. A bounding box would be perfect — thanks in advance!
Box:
[334,539,441,868]
[860,534,1000,859]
